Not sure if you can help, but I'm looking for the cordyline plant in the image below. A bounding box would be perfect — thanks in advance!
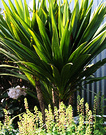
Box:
[0,0,106,122]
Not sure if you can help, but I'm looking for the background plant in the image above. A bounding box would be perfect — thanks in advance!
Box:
[0,48,39,123]
[0,96,106,135]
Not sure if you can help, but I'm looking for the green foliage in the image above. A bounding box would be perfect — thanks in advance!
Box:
[0,0,106,103]
[0,96,106,135]
[0,110,19,135]
[0,94,26,121]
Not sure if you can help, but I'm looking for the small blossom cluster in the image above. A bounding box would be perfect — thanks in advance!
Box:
[8,86,27,99]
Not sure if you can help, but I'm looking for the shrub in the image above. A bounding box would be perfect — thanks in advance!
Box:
[0,96,106,135]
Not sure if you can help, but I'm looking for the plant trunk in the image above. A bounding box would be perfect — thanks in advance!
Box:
[59,98,64,108]
[35,79,45,123]
[52,88,58,107]
[68,93,74,106]
[59,98,61,108]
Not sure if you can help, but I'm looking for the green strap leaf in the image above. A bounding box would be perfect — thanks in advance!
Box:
[24,72,36,87]
[0,73,28,81]
[86,76,106,84]
[58,1,62,38]
[52,28,63,70]
[69,0,79,38]
[51,64,61,90]
[31,0,37,30]
[36,12,52,60]
[63,0,69,28]
[79,58,106,80]
[61,63,73,89]
[0,47,18,61]
[68,42,87,62]
[14,0,24,19]
[8,0,18,14]
[60,20,70,63]
[79,3,106,44]
[33,45,51,63]
[82,30,106,57]
[24,0,31,26]
[19,61,53,82]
